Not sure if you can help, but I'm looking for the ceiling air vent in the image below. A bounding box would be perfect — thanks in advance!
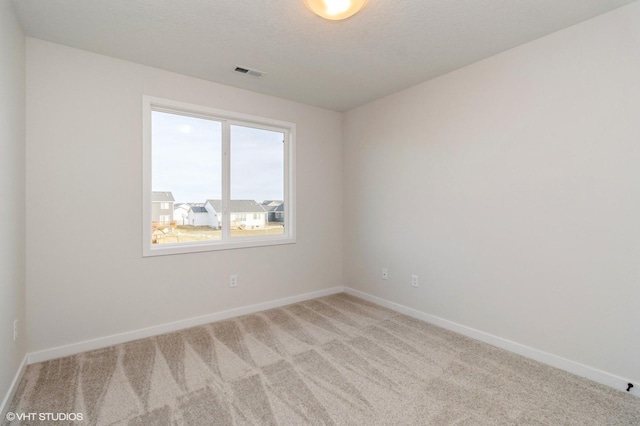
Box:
[234,66,265,78]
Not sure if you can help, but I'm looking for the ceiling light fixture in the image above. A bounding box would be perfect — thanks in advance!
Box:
[304,0,369,21]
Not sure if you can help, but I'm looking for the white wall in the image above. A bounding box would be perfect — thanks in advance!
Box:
[0,0,26,406]
[344,2,640,385]
[26,39,343,352]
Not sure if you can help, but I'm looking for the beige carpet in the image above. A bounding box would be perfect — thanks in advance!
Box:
[4,293,639,425]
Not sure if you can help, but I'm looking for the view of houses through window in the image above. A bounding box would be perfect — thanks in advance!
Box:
[151,109,287,246]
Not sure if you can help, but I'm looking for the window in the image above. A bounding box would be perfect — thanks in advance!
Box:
[143,96,295,256]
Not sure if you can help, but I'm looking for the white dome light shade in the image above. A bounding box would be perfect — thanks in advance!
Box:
[304,0,369,21]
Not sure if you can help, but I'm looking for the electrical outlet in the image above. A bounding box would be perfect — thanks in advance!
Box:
[411,275,418,288]
[13,319,18,342]
[382,268,388,280]
[230,275,238,288]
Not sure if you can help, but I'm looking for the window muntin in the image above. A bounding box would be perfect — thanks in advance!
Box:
[143,97,295,256]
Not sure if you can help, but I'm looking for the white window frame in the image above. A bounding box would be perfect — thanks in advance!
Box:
[143,96,296,257]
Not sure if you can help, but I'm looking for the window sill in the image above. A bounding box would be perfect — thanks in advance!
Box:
[143,236,296,257]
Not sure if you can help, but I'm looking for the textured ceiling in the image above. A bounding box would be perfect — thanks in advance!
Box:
[12,0,636,111]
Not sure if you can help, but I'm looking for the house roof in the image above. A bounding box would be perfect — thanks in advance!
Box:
[190,206,207,214]
[261,200,284,212]
[206,200,266,213]
[175,202,202,209]
[151,191,175,202]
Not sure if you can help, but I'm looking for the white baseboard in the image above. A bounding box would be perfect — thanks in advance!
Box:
[345,287,639,397]
[28,286,344,364]
[1,354,28,420]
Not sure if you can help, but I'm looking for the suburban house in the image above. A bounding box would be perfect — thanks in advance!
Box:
[187,206,209,227]
[205,200,266,230]
[151,191,175,225]
[262,200,285,223]
[172,203,191,225]
[173,203,204,225]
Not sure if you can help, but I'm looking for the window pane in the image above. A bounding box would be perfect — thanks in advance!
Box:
[230,125,285,238]
[151,111,222,245]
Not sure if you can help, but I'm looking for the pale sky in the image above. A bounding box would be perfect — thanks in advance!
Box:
[152,111,284,204]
